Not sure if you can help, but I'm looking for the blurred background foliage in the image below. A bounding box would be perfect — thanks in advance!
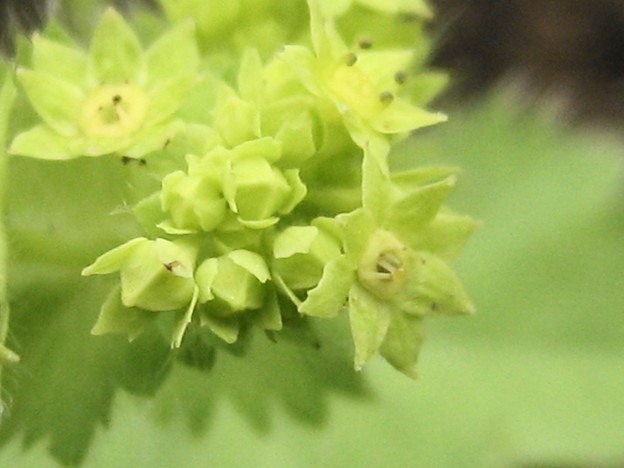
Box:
[1,0,624,467]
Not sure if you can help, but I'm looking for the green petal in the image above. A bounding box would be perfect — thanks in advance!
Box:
[348,284,392,370]
[124,122,182,158]
[386,176,456,240]
[87,8,144,84]
[407,212,479,261]
[81,237,147,275]
[401,251,475,316]
[211,254,266,311]
[379,313,424,379]
[252,287,282,331]
[228,249,271,283]
[362,148,392,223]
[279,46,321,96]
[171,286,199,347]
[391,166,460,191]
[31,34,87,84]
[195,258,219,303]
[91,286,155,341]
[9,125,74,160]
[213,85,260,147]
[238,48,264,102]
[273,226,319,258]
[280,169,307,214]
[337,208,376,267]
[145,21,199,88]
[298,255,354,318]
[356,50,413,91]
[17,69,84,136]
[231,137,281,163]
[371,99,447,134]
[145,76,199,127]
[358,0,432,18]
[317,0,352,17]
[200,310,240,344]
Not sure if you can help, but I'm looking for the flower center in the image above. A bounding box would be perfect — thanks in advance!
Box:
[327,61,383,119]
[357,229,409,300]
[80,83,150,138]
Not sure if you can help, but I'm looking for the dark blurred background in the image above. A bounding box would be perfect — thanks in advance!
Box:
[3,0,624,128]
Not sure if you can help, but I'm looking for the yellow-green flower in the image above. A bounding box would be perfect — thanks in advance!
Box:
[9,9,199,160]
[280,0,445,159]
[295,151,478,376]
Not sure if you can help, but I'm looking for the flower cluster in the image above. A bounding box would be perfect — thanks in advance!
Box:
[7,0,476,377]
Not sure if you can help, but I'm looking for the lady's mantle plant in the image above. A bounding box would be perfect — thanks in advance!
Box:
[1,0,477,379]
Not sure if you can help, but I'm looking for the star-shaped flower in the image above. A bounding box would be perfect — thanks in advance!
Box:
[9,9,199,160]
[295,151,478,376]
[280,0,445,160]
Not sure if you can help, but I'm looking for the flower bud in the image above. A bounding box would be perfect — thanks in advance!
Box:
[82,237,197,311]
[273,224,342,290]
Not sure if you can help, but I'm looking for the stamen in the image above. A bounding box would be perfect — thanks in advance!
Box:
[358,39,372,50]
[379,91,394,104]
[344,53,358,66]
[394,70,407,85]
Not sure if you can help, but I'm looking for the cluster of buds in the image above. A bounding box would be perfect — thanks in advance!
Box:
[6,0,476,377]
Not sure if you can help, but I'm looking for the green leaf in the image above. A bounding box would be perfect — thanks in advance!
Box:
[87,8,144,85]
[348,284,391,370]
[17,69,84,136]
[379,313,424,378]
[298,256,354,318]
[145,21,199,88]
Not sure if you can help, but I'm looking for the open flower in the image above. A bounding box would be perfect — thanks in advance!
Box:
[280,0,445,160]
[9,8,199,160]
[295,151,478,376]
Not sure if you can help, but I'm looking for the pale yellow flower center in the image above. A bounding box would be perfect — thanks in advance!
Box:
[80,83,150,138]
[357,229,408,300]
[327,62,384,119]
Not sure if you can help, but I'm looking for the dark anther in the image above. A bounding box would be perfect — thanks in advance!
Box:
[358,39,373,50]
[112,94,122,104]
[163,261,181,272]
[379,91,394,104]
[345,52,358,66]
[121,156,147,166]
[394,70,407,84]
[400,12,419,23]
